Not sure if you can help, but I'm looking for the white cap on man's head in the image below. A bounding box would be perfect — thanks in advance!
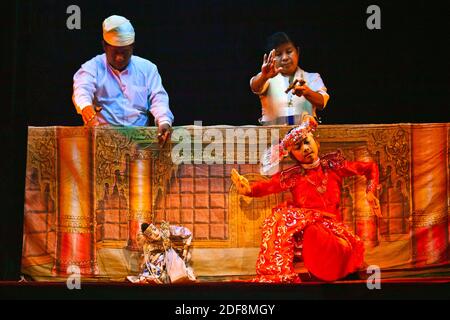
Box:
[102,15,135,46]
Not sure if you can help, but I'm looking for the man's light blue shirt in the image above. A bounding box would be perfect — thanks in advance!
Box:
[73,54,174,126]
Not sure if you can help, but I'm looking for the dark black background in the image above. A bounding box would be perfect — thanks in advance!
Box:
[1,0,448,280]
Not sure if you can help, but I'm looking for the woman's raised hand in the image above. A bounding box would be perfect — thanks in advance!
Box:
[261,49,282,79]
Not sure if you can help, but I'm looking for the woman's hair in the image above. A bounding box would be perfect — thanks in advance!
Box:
[266,32,297,52]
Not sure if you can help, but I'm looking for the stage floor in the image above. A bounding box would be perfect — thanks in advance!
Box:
[2,274,449,300]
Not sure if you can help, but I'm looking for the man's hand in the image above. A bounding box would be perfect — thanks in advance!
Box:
[231,169,251,196]
[261,49,282,79]
[157,123,172,147]
[366,191,382,218]
[81,105,99,126]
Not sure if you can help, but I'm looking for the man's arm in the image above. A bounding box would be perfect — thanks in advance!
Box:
[73,60,100,125]
[147,65,174,146]
[148,66,173,127]
[73,60,97,115]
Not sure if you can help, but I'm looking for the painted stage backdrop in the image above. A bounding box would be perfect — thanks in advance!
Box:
[21,124,449,280]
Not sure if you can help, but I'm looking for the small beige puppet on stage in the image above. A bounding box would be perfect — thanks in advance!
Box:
[128,221,196,284]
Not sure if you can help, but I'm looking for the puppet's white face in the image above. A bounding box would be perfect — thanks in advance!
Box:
[290,133,319,164]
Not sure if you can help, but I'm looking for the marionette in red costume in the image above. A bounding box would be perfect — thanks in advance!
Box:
[231,116,381,283]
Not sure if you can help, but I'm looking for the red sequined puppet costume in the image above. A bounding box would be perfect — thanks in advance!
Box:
[231,116,381,283]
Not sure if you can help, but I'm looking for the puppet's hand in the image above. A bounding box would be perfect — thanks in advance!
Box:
[366,191,382,218]
[231,169,251,196]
